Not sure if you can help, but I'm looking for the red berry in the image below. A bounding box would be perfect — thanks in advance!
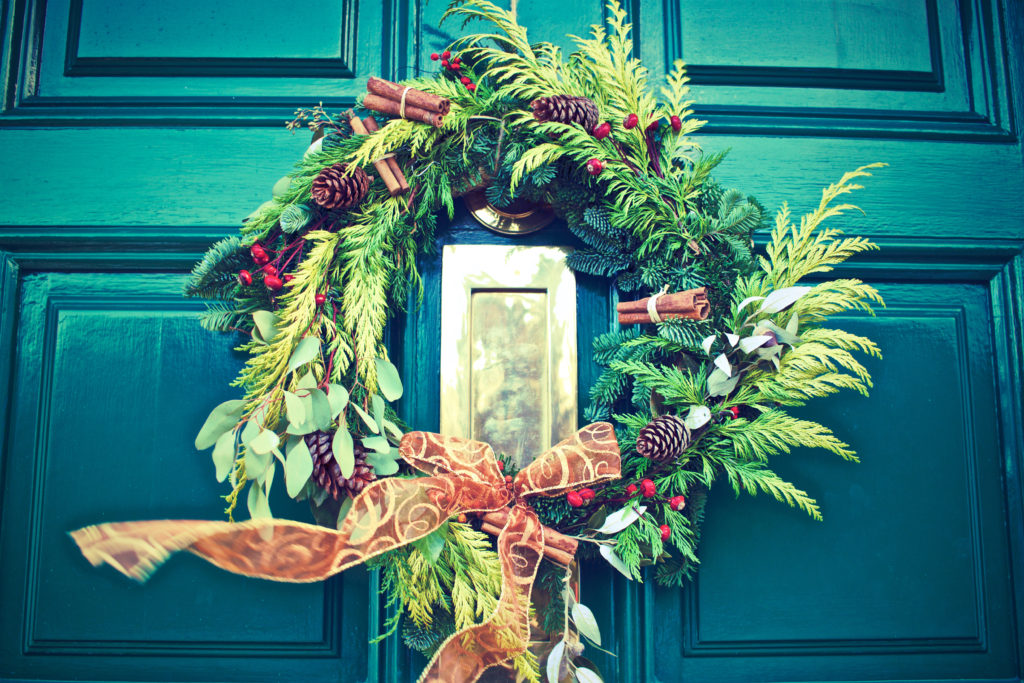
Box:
[659,524,671,542]
[441,60,450,68]
[264,275,284,291]
[430,52,440,61]
[314,293,327,305]
[566,490,584,507]
[283,274,295,282]
[670,115,682,132]
[579,488,595,502]
[460,76,471,84]
[592,121,611,139]
[262,264,277,276]
[640,478,657,497]
[669,495,686,511]
[467,83,476,91]
[442,50,451,59]
[623,113,639,129]
[626,483,638,495]
[237,270,253,286]
[728,406,740,419]
[646,118,660,132]
[585,158,604,175]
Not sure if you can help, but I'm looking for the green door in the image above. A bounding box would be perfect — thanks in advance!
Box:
[2,2,1022,682]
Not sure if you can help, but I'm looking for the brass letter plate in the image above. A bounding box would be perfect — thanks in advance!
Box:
[440,245,577,468]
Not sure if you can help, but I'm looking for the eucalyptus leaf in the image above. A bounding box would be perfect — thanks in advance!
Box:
[414,527,446,564]
[713,353,732,377]
[195,399,245,450]
[365,451,400,476]
[246,445,272,479]
[332,429,355,479]
[599,544,634,580]
[736,295,765,313]
[362,435,391,454]
[264,460,275,495]
[308,388,332,431]
[249,428,280,455]
[326,384,349,418]
[252,311,280,343]
[212,431,235,483]
[271,175,292,198]
[738,335,774,353]
[757,319,800,346]
[595,504,646,535]
[285,437,313,498]
[786,312,800,336]
[684,405,711,430]
[247,481,271,520]
[546,640,566,683]
[701,334,716,356]
[707,368,740,397]
[758,286,811,314]
[375,358,404,401]
[383,419,404,443]
[336,496,354,529]
[287,337,321,373]
[371,394,386,432]
[576,667,603,683]
[571,603,601,646]
[351,402,380,434]
[282,390,306,426]
[240,417,261,445]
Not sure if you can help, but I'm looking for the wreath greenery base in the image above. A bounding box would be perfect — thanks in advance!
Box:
[90,3,885,680]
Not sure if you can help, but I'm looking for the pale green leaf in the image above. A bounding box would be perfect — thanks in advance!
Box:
[285,437,313,498]
[288,337,321,373]
[212,431,235,483]
[332,429,354,478]
[571,602,601,646]
[195,399,245,450]
[374,358,403,401]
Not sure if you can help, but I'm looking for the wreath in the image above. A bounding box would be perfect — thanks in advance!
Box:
[71,3,884,682]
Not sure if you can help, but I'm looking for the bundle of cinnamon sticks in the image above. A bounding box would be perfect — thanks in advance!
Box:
[617,286,710,324]
[363,77,450,128]
[477,508,577,566]
[345,111,410,197]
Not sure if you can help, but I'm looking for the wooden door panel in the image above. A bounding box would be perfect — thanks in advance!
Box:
[0,265,372,681]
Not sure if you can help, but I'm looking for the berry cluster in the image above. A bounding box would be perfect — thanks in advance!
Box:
[238,242,327,305]
[430,50,476,92]
[584,111,686,178]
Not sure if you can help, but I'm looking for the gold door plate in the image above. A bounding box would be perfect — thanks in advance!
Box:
[440,245,577,468]
[464,189,556,235]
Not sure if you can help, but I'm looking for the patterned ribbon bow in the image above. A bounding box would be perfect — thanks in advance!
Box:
[71,422,620,683]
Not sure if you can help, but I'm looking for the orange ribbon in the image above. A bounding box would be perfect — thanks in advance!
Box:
[71,422,620,682]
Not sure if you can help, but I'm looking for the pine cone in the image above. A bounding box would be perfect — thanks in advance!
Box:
[310,163,370,210]
[636,414,691,463]
[305,430,377,499]
[531,95,600,131]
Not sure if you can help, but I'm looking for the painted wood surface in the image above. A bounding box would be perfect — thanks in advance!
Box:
[1,1,1022,682]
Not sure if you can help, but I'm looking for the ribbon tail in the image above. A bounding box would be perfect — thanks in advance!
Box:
[71,474,498,583]
[419,505,545,683]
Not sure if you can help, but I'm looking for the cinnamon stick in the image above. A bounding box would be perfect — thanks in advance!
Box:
[367,76,450,114]
[347,111,402,197]
[363,93,444,128]
[617,287,710,324]
[362,116,410,194]
[479,508,579,566]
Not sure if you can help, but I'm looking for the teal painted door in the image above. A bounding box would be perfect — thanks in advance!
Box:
[1,2,1023,683]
